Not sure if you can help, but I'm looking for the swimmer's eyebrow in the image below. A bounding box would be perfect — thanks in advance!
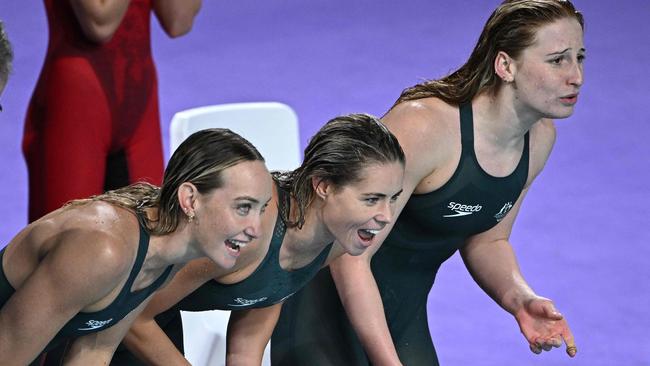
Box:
[234,196,260,204]
[233,196,273,206]
[361,193,388,198]
[546,47,586,56]
[546,48,570,56]
[361,189,403,198]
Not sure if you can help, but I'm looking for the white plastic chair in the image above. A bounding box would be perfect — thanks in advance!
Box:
[170,102,301,366]
[170,101,301,171]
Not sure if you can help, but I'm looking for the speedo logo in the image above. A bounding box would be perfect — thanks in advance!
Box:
[78,318,113,331]
[228,297,269,307]
[443,202,482,217]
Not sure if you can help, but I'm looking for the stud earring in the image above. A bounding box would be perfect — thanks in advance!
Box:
[184,209,195,223]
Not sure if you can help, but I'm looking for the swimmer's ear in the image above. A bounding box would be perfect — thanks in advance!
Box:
[495,51,516,83]
[178,182,198,214]
[312,177,333,199]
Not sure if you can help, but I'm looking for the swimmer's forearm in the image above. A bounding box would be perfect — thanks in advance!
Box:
[331,256,403,366]
[123,318,191,366]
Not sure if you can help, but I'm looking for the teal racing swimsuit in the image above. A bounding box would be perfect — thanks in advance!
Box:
[272,102,530,365]
[112,185,334,365]
[0,223,173,363]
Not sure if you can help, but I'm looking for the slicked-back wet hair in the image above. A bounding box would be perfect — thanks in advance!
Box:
[273,113,405,228]
[70,128,265,235]
[394,0,584,107]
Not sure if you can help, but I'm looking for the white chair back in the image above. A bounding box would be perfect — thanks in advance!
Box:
[171,102,299,366]
[170,102,301,171]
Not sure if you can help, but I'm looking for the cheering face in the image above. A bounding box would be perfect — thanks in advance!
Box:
[192,160,273,269]
[512,17,586,120]
[320,162,404,256]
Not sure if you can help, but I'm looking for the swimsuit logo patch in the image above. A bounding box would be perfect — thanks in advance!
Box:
[494,202,514,222]
[443,202,483,217]
[78,318,113,331]
[228,297,269,307]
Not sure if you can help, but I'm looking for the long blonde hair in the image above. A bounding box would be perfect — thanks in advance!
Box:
[69,128,265,235]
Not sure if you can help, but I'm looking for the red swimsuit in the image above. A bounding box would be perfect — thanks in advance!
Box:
[23,0,163,222]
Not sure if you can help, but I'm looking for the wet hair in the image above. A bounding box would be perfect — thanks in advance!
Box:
[69,128,265,235]
[0,21,13,83]
[394,0,584,107]
[273,113,405,228]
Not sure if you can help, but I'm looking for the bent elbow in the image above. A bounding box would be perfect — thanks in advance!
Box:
[162,20,194,38]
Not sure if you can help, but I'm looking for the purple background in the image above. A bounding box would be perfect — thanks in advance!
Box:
[1,1,649,365]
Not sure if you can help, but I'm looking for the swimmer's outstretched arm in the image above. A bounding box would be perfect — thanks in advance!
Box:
[226,303,283,366]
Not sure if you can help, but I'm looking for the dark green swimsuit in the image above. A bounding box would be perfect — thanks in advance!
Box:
[111,186,334,365]
[0,223,173,364]
[272,103,530,365]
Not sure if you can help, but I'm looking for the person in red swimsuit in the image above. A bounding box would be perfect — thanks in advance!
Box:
[23,0,201,222]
